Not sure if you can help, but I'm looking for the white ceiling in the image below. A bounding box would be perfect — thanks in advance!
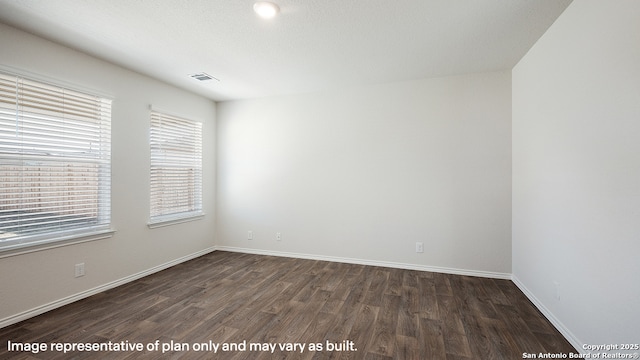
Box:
[0,0,572,101]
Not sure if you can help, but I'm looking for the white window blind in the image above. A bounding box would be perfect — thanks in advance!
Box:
[149,110,202,224]
[0,72,111,250]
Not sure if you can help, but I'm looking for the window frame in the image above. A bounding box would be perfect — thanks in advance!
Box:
[148,108,204,228]
[0,69,114,255]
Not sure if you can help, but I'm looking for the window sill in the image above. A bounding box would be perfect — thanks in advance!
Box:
[0,229,116,259]
[147,213,204,229]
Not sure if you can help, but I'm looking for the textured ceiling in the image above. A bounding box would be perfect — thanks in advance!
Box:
[0,0,572,101]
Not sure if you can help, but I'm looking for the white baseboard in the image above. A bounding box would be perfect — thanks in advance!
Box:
[511,275,583,351]
[216,246,512,280]
[0,246,216,329]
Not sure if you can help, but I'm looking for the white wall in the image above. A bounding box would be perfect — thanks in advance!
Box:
[0,23,216,325]
[217,71,512,276]
[512,0,640,348]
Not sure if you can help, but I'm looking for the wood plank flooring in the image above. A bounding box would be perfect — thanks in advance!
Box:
[0,251,577,359]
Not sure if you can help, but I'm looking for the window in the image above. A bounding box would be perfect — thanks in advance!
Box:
[149,110,202,226]
[0,72,112,251]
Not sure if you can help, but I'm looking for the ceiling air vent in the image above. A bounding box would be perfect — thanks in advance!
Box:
[189,72,219,82]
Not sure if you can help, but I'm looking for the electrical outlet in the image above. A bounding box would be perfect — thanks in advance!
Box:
[276,232,282,241]
[75,263,85,278]
[554,281,560,300]
[416,242,424,253]
[248,230,253,240]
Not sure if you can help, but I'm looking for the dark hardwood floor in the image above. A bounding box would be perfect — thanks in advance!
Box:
[0,251,577,359]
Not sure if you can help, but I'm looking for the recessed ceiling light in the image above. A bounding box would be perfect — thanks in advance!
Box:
[253,1,279,19]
